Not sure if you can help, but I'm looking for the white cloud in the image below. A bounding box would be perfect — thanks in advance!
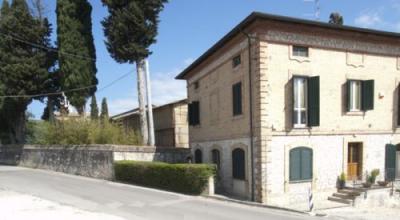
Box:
[107,59,188,116]
[354,12,382,28]
[150,67,186,105]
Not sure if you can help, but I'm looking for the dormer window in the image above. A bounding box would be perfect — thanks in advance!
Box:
[232,55,241,68]
[293,46,309,57]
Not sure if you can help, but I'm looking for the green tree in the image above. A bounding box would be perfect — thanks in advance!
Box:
[0,0,55,143]
[102,0,167,144]
[100,97,109,120]
[56,0,97,115]
[90,94,99,120]
[329,12,344,25]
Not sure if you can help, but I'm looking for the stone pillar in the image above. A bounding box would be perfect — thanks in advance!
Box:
[251,38,271,203]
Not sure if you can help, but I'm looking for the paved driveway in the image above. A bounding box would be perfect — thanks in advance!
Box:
[0,166,320,220]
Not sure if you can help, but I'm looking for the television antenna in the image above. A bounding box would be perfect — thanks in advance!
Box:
[304,0,320,21]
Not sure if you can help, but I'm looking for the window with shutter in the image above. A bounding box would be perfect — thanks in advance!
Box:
[232,82,242,116]
[346,79,374,112]
[232,148,245,180]
[289,147,313,181]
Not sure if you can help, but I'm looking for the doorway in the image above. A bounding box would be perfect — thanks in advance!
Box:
[347,142,363,180]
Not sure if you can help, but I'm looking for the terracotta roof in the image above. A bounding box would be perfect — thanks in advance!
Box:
[175,12,400,80]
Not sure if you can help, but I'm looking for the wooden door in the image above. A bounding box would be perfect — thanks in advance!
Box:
[348,143,362,180]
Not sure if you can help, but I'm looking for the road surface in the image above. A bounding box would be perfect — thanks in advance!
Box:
[0,166,320,220]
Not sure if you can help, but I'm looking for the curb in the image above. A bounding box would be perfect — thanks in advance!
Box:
[203,195,311,215]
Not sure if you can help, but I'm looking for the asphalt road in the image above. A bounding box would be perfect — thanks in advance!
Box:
[0,166,321,220]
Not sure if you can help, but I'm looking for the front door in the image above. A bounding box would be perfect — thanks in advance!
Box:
[348,143,363,180]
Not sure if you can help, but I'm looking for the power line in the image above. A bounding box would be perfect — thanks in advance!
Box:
[0,31,97,61]
[0,70,134,99]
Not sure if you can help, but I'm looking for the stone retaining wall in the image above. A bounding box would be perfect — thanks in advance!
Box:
[0,145,190,180]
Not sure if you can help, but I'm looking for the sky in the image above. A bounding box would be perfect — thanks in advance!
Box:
[4,0,400,118]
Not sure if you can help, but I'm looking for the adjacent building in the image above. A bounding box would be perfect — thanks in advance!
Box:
[176,12,400,206]
[111,99,189,148]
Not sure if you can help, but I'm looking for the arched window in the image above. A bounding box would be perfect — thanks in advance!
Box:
[194,149,202,164]
[232,148,245,180]
[211,149,221,169]
[289,147,313,181]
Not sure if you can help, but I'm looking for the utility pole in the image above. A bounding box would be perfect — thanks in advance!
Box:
[137,60,149,145]
[145,59,155,146]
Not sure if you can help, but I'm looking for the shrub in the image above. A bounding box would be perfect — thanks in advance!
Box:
[114,161,216,195]
[28,119,141,145]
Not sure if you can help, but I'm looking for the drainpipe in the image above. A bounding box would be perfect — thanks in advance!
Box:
[241,29,255,202]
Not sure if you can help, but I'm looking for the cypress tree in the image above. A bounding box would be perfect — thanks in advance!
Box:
[90,94,99,120]
[102,0,167,144]
[0,0,55,143]
[56,0,97,115]
[100,98,109,120]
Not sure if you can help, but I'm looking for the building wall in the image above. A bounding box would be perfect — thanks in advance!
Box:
[173,104,189,148]
[114,102,189,148]
[266,134,393,207]
[191,137,252,200]
[187,38,251,142]
[265,41,400,134]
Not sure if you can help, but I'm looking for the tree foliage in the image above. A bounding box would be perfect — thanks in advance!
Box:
[90,94,99,120]
[329,12,344,25]
[101,0,167,63]
[56,0,97,114]
[0,0,56,143]
[100,97,109,120]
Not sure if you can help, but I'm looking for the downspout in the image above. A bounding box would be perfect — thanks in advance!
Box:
[241,30,255,202]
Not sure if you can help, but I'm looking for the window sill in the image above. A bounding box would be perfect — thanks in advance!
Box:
[232,114,244,121]
[289,179,312,184]
[293,125,309,129]
[345,111,364,116]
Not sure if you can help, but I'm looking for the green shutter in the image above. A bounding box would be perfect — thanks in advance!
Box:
[301,148,313,180]
[232,82,242,115]
[307,76,320,126]
[232,149,245,180]
[289,148,301,181]
[361,80,374,111]
[385,144,396,181]
[346,81,351,112]
[188,103,193,125]
[290,147,313,181]
[194,101,200,125]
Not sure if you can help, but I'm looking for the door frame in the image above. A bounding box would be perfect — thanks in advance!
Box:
[343,138,365,181]
[347,142,363,180]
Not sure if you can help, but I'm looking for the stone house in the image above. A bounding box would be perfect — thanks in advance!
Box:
[176,12,400,206]
[110,99,189,148]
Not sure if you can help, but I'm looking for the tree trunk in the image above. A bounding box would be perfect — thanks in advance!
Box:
[136,59,149,145]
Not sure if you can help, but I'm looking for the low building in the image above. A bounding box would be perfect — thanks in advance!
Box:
[176,12,400,206]
[111,99,189,148]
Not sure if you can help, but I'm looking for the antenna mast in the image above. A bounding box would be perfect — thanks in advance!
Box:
[304,0,321,21]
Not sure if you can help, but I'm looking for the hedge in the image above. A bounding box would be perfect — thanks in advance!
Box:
[114,161,216,195]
